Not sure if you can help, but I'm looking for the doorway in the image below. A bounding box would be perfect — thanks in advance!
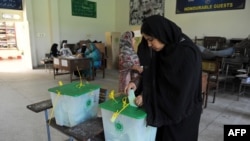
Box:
[0,20,32,71]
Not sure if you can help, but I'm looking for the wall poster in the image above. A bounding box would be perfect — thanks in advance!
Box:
[129,0,165,25]
[176,0,246,14]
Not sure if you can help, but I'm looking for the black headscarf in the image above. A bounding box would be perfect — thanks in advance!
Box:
[140,15,202,127]
[50,43,59,57]
[135,37,151,96]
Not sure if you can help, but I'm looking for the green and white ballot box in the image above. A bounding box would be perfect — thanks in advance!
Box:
[48,82,100,127]
[99,95,156,141]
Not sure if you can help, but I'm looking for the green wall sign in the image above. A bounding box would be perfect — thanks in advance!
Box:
[71,0,97,18]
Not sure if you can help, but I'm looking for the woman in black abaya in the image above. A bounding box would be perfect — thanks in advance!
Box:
[125,15,203,141]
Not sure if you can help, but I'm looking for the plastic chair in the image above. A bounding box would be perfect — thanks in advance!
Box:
[238,79,250,101]
[221,57,249,92]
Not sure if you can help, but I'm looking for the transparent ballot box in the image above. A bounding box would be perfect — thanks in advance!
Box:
[99,96,156,141]
[48,82,100,127]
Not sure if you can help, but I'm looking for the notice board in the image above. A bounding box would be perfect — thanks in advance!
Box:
[71,0,97,18]
[0,0,22,10]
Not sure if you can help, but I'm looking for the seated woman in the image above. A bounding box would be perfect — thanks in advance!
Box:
[50,43,59,73]
[59,45,73,57]
[75,43,87,58]
[50,43,59,58]
[75,42,101,80]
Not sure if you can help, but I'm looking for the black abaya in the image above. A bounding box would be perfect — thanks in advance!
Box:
[139,15,203,141]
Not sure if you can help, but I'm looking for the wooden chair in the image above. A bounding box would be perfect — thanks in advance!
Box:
[202,72,208,108]
[41,53,53,72]
[202,59,221,108]
[94,43,107,78]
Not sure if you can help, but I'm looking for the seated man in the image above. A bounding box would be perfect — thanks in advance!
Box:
[198,45,234,59]
[198,34,250,59]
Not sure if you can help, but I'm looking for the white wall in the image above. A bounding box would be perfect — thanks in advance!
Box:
[115,0,141,33]
[12,0,250,68]
[166,1,250,39]
[27,0,116,67]
[57,0,116,43]
[116,0,250,39]
[31,0,51,64]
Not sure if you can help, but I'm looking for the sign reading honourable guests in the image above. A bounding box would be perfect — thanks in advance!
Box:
[176,0,245,14]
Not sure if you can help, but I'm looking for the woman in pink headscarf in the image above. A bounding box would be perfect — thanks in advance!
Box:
[118,31,143,93]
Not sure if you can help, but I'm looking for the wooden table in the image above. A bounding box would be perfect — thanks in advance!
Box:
[53,57,93,82]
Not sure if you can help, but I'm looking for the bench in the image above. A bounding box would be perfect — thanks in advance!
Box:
[48,117,104,141]
[26,88,107,141]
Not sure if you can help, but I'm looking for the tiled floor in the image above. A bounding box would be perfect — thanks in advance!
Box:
[0,60,250,141]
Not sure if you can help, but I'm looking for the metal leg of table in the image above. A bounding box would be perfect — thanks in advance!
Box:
[45,110,75,141]
[44,109,51,141]
[70,72,72,82]
[238,83,247,101]
[238,84,242,101]
[53,69,56,80]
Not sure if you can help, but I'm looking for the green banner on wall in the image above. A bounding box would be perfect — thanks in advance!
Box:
[71,0,97,18]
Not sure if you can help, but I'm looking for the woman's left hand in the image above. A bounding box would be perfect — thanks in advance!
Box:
[124,82,137,95]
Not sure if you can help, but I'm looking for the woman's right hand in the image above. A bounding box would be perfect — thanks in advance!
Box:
[124,82,137,95]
